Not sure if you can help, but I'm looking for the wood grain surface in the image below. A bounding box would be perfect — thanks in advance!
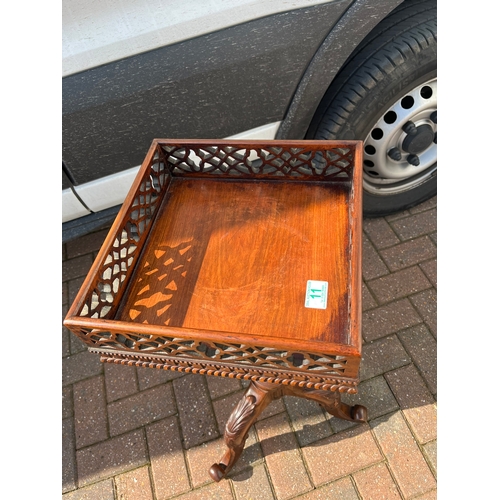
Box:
[118,178,352,347]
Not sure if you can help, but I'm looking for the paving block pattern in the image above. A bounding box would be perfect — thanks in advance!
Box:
[62,197,437,499]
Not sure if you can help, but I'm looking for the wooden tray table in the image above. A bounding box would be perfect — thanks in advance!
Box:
[64,139,367,482]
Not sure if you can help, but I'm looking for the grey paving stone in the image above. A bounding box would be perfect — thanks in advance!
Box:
[69,328,88,354]
[380,236,437,272]
[146,416,191,498]
[232,463,275,500]
[107,383,176,437]
[362,298,422,342]
[363,218,400,249]
[301,423,382,487]
[360,335,411,381]
[390,209,437,241]
[363,233,390,280]
[62,385,73,420]
[294,477,360,499]
[367,266,432,304]
[419,258,437,288]
[66,228,110,259]
[68,276,86,310]
[362,282,378,311]
[371,411,436,498]
[362,299,422,342]
[385,364,437,444]
[413,489,437,500]
[62,254,94,282]
[62,326,71,358]
[62,350,103,387]
[206,374,242,399]
[62,417,77,493]
[398,324,437,394]
[137,365,185,390]
[353,462,402,499]
[76,429,148,487]
[137,368,186,391]
[104,362,139,403]
[284,395,333,446]
[62,281,69,307]
[173,374,220,449]
[423,440,437,476]
[73,375,108,449]
[409,288,437,338]
[256,412,313,499]
[174,480,234,499]
[115,466,154,500]
[63,479,115,500]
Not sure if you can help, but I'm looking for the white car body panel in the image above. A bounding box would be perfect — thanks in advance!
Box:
[62,188,91,223]
[63,0,334,77]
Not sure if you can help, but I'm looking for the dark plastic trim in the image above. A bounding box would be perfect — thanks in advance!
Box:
[62,205,120,244]
[276,0,405,140]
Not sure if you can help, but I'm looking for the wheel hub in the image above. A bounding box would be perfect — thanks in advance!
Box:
[362,77,437,195]
[402,123,434,154]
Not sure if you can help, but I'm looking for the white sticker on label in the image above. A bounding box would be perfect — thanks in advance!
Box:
[305,280,328,309]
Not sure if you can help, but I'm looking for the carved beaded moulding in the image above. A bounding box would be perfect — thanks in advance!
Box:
[98,352,359,394]
[70,324,360,392]
[64,140,363,394]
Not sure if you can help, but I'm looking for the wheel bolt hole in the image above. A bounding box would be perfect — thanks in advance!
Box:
[371,128,383,140]
[368,170,379,176]
[363,160,374,167]
[420,86,433,99]
[401,96,415,109]
[364,145,376,155]
[384,111,397,124]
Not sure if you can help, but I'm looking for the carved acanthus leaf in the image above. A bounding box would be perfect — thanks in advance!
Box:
[225,396,256,439]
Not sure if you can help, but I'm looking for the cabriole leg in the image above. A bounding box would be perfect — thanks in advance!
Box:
[209,381,282,482]
[209,381,367,481]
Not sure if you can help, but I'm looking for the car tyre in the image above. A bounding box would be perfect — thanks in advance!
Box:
[309,0,437,217]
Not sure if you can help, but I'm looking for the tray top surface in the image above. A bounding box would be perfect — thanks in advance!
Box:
[117,177,354,347]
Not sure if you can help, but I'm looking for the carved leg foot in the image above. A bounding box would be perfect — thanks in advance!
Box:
[209,381,282,482]
[281,385,368,423]
[322,400,368,423]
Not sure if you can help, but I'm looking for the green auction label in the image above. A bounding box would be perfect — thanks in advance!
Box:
[304,280,328,309]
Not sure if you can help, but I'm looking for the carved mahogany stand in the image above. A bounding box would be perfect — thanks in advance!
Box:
[64,140,367,484]
[209,381,367,481]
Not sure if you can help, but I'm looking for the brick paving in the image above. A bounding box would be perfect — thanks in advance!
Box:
[62,196,437,499]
